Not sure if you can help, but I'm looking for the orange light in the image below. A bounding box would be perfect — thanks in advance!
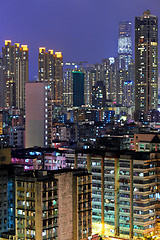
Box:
[21,45,28,51]
[48,49,53,54]
[5,40,11,45]
[39,47,45,53]
[151,42,157,46]
[55,52,62,58]
[15,43,20,47]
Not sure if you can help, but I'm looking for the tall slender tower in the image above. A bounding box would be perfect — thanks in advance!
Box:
[16,45,28,112]
[38,47,54,82]
[38,49,63,106]
[54,52,63,106]
[135,10,158,119]
[0,56,5,108]
[25,82,52,148]
[118,21,132,70]
[38,47,47,82]
[2,41,28,113]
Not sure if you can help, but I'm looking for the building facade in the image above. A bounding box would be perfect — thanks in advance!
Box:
[135,10,158,119]
[92,81,106,108]
[66,149,160,239]
[15,169,92,240]
[0,165,23,236]
[2,41,28,114]
[38,48,63,106]
[25,82,52,148]
[73,71,85,107]
[118,21,132,70]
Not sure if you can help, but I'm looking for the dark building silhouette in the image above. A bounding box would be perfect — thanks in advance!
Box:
[92,81,106,108]
[73,71,84,107]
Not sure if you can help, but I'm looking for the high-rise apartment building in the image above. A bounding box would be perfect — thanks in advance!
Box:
[0,57,5,108]
[0,165,23,236]
[123,81,134,107]
[63,69,73,107]
[127,60,135,106]
[16,45,28,113]
[135,10,158,119]
[2,41,28,113]
[53,52,63,106]
[15,170,58,240]
[38,47,48,82]
[101,59,110,101]
[38,48,63,106]
[117,69,127,105]
[118,21,132,70]
[109,57,119,103]
[66,148,160,239]
[25,82,52,148]
[38,48,54,83]
[15,169,92,240]
[64,70,85,107]
[63,56,135,109]
[92,81,106,108]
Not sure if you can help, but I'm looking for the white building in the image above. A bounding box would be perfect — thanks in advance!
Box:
[25,82,52,148]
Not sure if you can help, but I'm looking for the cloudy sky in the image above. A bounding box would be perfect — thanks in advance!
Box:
[1,0,160,79]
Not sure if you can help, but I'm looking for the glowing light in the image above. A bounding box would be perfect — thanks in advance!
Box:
[151,42,157,46]
[55,52,62,58]
[39,47,46,53]
[21,45,28,51]
[5,40,11,45]
[120,116,127,121]
[15,43,20,47]
[48,49,53,54]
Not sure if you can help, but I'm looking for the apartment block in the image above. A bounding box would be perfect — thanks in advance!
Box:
[66,149,160,239]
[15,169,92,240]
[25,82,52,148]
[0,165,23,236]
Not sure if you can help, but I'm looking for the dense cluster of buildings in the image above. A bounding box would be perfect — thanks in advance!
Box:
[0,10,159,240]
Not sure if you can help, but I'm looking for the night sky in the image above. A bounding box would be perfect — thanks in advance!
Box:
[1,0,160,80]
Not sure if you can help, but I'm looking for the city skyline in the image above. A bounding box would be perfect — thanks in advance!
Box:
[0,0,160,80]
[1,2,160,239]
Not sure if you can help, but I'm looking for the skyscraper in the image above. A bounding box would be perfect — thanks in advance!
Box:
[127,60,135,106]
[0,56,5,108]
[38,48,54,83]
[2,41,28,114]
[118,21,132,70]
[101,59,110,100]
[92,81,106,108]
[117,69,127,105]
[109,57,119,102]
[25,82,52,148]
[38,47,48,82]
[16,45,29,113]
[73,71,84,107]
[54,52,63,106]
[38,48,63,106]
[135,10,158,119]
[63,69,73,107]
[123,81,134,107]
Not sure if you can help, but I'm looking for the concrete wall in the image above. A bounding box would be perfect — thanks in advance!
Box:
[56,172,74,239]
[134,133,160,151]
[25,82,45,148]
